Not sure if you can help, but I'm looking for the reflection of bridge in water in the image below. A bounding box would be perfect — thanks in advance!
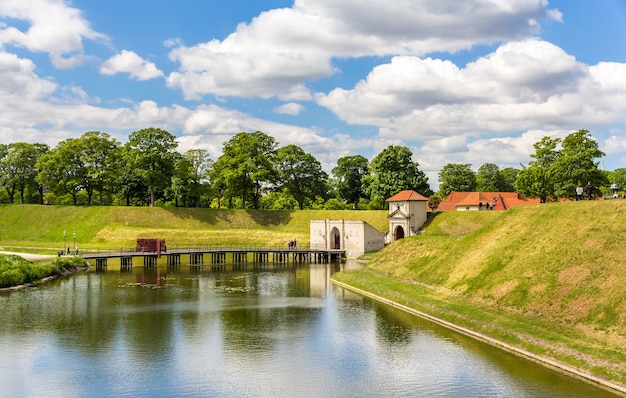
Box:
[81,246,345,272]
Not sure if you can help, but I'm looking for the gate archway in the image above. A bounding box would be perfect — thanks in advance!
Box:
[394,226,405,241]
[330,227,341,249]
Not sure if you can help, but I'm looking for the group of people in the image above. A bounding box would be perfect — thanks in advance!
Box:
[478,198,497,210]
[288,239,297,249]
[57,245,79,257]
[576,181,595,201]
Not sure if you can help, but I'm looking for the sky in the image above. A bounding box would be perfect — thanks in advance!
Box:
[1,0,625,190]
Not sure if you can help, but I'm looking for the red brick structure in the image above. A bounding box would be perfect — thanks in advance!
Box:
[136,238,166,255]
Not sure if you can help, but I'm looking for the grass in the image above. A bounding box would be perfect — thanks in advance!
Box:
[3,201,626,390]
[332,200,626,389]
[0,205,388,251]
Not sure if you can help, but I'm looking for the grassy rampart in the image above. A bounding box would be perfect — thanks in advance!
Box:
[3,202,626,391]
[0,204,388,251]
[332,200,626,391]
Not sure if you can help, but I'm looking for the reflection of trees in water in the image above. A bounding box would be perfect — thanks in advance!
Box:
[0,266,322,362]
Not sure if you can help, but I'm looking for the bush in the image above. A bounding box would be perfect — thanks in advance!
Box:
[0,254,85,288]
[52,256,87,271]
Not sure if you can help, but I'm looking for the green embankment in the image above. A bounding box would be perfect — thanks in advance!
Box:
[2,202,626,390]
[0,204,388,251]
[332,200,626,391]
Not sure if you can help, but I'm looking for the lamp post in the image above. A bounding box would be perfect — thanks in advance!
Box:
[73,232,76,255]
[63,230,67,253]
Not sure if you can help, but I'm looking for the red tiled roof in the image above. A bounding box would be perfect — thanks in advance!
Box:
[386,190,429,202]
[439,192,541,210]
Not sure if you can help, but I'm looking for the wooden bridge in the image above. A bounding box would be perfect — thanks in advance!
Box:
[81,245,345,271]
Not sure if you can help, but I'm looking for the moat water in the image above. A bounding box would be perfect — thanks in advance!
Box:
[0,262,618,397]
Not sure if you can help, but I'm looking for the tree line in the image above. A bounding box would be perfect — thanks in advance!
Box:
[0,128,618,209]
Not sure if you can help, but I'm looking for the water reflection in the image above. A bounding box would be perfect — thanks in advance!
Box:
[0,263,619,397]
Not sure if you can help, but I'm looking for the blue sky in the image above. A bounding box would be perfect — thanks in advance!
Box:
[1,0,625,189]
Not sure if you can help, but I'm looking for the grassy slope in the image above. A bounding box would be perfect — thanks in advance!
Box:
[3,202,626,387]
[333,200,626,388]
[0,205,388,250]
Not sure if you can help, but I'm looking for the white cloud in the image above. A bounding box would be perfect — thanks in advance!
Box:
[100,50,164,80]
[166,0,560,99]
[273,103,304,115]
[317,39,626,141]
[0,0,108,68]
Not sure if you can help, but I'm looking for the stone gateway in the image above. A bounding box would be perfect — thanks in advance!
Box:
[310,190,429,258]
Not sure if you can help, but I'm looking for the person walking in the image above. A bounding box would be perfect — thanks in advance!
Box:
[576,184,583,201]
[586,181,594,200]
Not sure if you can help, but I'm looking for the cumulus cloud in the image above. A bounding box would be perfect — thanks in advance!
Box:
[166,0,560,99]
[273,103,304,115]
[317,39,626,142]
[0,0,108,68]
[100,50,164,80]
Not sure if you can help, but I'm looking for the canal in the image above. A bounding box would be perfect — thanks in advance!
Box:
[0,262,619,397]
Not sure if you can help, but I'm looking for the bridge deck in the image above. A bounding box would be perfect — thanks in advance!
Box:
[81,246,344,261]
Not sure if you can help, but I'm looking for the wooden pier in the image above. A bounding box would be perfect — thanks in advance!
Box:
[82,246,344,271]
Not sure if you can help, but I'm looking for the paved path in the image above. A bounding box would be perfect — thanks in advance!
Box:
[0,251,55,260]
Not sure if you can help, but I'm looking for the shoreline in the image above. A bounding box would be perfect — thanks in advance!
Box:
[331,278,626,397]
[0,267,88,292]
[0,252,89,292]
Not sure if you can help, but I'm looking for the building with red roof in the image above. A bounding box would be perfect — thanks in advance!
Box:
[438,192,541,211]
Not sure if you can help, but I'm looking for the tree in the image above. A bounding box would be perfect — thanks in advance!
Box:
[499,167,519,192]
[78,131,121,206]
[476,163,507,192]
[365,145,431,207]
[428,195,441,212]
[332,155,369,209]
[551,129,606,199]
[275,144,328,210]
[438,163,476,197]
[115,166,149,206]
[36,139,86,205]
[183,149,213,208]
[213,131,277,209]
[126,128,178,207]
[608,168,626,193]
[515,136,560,202]
[0,142,48,204]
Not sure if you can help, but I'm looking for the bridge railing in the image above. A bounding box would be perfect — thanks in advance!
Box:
[79,243,335,257]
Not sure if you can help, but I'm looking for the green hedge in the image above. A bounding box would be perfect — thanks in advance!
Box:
[0,255,84,288]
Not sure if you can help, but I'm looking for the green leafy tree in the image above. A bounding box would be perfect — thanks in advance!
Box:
[515,136,560,202]
[332,155,369,209]
[166,153,189,207]
[275,144,328,210]
[0,144,7,203]
[609,168,626,193]
[116,165,149,206]
[476,163,507,192]
[126,128,178,207]
[365,145,431,208]
[78,131,121,205]
[37,139,85,205]
[0,142,48,204]
[183,149,213,208]
[499,167,519,192]
[213,131,277,209]
[438,163,476,197]
[428,195,441,212]
[552,129,606,199]
[259,188,298,210]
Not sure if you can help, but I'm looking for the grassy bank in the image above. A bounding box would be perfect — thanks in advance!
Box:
[0,205,388,251]
[0,255,86,289]
[332,200,626,391]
